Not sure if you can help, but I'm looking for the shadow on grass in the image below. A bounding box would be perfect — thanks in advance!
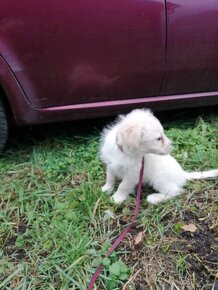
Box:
[5,105,218,152]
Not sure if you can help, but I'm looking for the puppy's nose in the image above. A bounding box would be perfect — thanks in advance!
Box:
[169,140,173,147]
[165,139,173,153]
[168,142,173,152]
[165,137,172,146]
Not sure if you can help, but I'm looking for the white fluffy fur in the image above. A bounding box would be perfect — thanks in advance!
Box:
[100,109,218,204]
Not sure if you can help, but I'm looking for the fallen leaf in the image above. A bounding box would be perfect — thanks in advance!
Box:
[181,224,197,233]
[134,231,143,245]
[34,168,43,177]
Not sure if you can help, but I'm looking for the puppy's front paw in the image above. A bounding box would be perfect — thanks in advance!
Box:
[111,192,127,204]
[102,183,113,193]
[147,193,164,205]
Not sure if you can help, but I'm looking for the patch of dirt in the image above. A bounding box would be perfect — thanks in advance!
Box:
[177,210,218,289]
[71,172,89,186]
[107,190,218,289]
[2,220,29,262]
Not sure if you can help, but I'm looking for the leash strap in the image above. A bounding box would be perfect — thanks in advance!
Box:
[88,157,144,290]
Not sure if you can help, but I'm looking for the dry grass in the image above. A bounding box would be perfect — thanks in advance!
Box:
[115,188,218,290]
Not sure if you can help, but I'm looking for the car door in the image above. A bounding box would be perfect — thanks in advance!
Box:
[161,0,218,95]
[0,0,166,108]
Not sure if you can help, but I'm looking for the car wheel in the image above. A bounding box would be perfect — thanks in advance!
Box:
[0,98,8,151]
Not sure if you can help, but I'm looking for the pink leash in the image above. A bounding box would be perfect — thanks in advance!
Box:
[88,157,145,290]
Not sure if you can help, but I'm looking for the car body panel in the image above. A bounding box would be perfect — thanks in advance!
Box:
[162,0,218,95]
[29,92,218,124]
[0,0,218,127]
[0,0,165,108]
[1,51,218,126]
[0,55,32,124]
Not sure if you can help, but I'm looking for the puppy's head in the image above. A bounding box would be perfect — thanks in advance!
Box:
[116,109,172,155]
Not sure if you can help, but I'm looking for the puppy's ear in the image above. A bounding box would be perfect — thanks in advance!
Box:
[116,123,142,152]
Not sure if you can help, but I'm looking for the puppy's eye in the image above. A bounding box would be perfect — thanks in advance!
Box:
[157,137,162,141]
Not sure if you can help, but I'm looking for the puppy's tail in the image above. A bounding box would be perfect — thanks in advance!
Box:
[186,169,218,180]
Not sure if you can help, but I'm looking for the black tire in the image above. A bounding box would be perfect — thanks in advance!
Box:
[0,98,8,151]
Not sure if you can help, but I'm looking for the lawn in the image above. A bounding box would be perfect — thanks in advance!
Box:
[0,107,218,290]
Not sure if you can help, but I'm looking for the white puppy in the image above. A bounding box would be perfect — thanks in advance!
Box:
[100,109,218,204]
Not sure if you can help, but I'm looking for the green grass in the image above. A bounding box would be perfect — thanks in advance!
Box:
[0,110,218,289]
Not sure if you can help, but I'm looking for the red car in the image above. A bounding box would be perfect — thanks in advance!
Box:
[0,1,218,150]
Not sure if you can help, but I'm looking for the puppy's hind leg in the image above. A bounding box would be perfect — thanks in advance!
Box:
[147,184,183,205]
[102,166,115,193]
[111,176,136,204]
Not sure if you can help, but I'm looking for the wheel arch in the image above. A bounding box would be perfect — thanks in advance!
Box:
[0,54,34,125]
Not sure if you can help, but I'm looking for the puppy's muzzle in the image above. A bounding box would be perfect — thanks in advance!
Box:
[165,139,173,154]
[159,139,173,155]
